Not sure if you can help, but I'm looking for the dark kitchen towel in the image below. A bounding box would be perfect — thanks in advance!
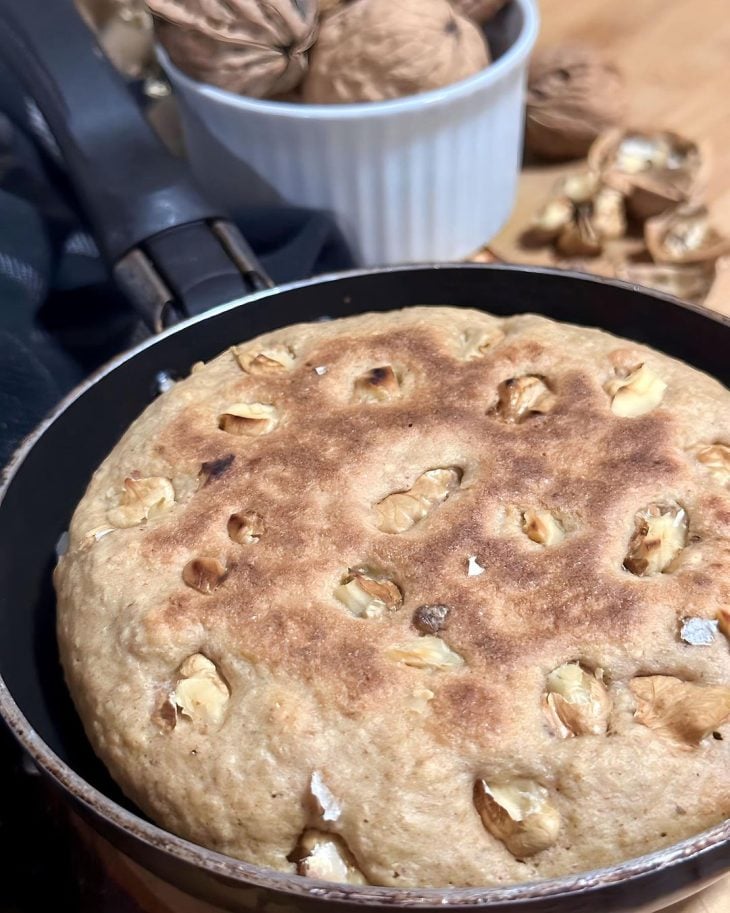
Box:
[0,88,355,470]
[0,73,355,913]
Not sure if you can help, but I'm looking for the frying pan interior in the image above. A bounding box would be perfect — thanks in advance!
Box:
[1,263,728,805]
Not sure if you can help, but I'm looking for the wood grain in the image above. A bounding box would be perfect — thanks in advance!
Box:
[663,877,730,913]
[490,0,730,316]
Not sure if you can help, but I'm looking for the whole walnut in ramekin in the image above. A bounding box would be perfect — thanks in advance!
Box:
[302,0,490,105]
[451,0,510,23]
[147,0,317,98]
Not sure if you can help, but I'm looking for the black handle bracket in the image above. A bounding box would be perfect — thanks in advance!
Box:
[115,221,274,332]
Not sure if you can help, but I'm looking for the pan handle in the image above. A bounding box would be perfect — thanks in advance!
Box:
[0,0,273,330]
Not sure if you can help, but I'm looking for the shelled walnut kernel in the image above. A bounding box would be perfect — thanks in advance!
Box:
[474,779,561,857]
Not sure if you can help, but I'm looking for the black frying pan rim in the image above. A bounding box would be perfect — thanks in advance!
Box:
[1,263,729,906]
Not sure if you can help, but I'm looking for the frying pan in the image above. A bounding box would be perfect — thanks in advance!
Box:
[0,1,728,912]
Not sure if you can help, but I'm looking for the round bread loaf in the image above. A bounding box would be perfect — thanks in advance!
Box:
[55,307,730,887]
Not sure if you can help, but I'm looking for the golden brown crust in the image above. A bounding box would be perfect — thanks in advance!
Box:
[55,307,730,887]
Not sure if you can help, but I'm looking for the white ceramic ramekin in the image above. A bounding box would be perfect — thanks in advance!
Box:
[158,0,539,266]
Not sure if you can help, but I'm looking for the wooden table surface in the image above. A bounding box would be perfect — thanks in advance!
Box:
[491,0,730,317]
[664,876,729,913]
[498,1,730,909]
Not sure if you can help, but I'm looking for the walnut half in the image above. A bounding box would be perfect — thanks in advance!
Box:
[353,365,401,403]
[375,467,462,533]
[293,831,366,884]
[107,476,175,528]
[630,675,730,747]
[233,343,295,374]
[309,771,341,822]
[474,779,561,858]
[605,363,666,418]
[491,376,556,424]
[182,557,227,594]
[172,653,230,727]
[623,501,688,576]
[334,568,402,618]
[228,510,265,544]
[543,663,611,738]
[522,509,566,546]
[218,403,279,436]
[696,444,730,486]
[459,326,505,360]
[385,635,464,670]
[645,203,730,265]
[589,128,703,220]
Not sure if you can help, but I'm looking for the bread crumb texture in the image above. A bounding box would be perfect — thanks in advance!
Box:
[56,307,730,887]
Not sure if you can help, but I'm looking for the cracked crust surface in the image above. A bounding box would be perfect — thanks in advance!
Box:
[55,307,730,887]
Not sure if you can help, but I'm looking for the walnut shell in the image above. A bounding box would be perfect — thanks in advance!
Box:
[644,203,730,265]
[527,170,628,259]
[588,128,706,220]
[450,0,509,23]
[302,0,490,105]
[526,45,626,161]
[614,261,716,305]
[148,0,317,98]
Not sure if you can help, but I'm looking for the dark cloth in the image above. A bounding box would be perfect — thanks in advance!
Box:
[0,100,355,469]
[0,74,354,912]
